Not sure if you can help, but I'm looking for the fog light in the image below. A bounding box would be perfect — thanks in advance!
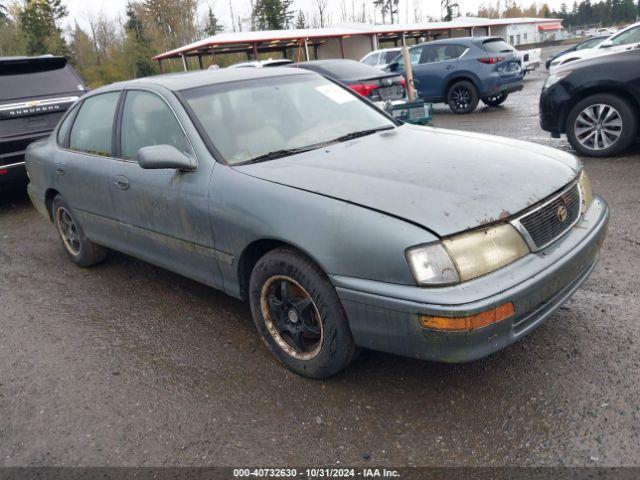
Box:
[419,302,515,331]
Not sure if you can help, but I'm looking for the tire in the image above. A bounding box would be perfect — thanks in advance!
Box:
[447,80,479,114]
[51,195,108,267]
[249,248,358,378]
[482,92,509,107]
[565,93,637,157]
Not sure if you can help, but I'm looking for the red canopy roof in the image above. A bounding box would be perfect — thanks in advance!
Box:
[539,23,562,31]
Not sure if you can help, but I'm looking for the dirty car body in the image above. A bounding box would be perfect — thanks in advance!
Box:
[26,67,608,375]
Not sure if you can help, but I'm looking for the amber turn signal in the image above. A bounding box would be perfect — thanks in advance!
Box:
[419,302,515,332]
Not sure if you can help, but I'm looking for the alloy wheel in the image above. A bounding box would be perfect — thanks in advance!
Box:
[55,207,81,255]
[451,86,472,111]
[574,103,623,151]
[260,275,323,360]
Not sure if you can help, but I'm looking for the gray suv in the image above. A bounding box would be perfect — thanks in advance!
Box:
[389,37,524,113]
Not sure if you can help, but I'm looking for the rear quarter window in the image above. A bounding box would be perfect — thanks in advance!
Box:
[56,104,79,147]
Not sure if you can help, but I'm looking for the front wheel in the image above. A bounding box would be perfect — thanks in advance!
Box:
[447,80,479,114]
[482,92,509,107]
[565,93,637,157]
[249,248,358,378]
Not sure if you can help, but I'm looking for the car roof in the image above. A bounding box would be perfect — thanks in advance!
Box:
[94,66,314,93]
[559,45,639,72]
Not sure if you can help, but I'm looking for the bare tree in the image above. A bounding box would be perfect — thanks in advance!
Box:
[315,0,328,27]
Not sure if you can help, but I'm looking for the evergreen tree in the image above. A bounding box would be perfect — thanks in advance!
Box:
[252,0,293,30]
[294,9,307,29]
[0,2,8,22]
[203,5,222,36]
[440,0,459,21]
[18,0,69,55]
[124,1,156,78]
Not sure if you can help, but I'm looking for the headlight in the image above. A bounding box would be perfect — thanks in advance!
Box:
[406,243,460,286]
[406,224,530,287]
[578,170,593,213]
[544,70,572,89]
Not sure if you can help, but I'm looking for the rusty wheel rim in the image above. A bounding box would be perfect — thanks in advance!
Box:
[55,206,81,256]
[260,275,323,360]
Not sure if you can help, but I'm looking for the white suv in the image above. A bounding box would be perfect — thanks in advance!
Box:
[549,22,640,72]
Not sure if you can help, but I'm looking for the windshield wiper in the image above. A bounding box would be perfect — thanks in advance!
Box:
[240,145,322,165]
[327,125,396,143]
[239,126,395,165]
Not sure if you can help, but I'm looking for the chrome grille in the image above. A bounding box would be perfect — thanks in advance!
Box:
[514,183,581,251]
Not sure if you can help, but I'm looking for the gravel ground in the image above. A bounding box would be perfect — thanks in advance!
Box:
[1,46,639,468]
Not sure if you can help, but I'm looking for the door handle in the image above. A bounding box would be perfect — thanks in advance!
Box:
[55,164,65,176]
[114,175,130,190]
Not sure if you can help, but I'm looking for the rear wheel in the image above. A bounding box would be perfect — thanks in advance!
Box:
[482,92,508,107]
[51,195,108,267]
[566,93,636,157]
[447,80,479,114]
[249,248,358,378]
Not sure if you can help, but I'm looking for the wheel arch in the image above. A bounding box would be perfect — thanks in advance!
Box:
[237,238,328,301]
[560,87,640,134]
[44,188,61,222]
[443,74,479,98]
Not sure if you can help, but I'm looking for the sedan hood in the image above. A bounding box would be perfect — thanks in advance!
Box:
[235,125,580,237]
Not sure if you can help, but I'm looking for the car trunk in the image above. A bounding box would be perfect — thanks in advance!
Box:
[345,73,406,102]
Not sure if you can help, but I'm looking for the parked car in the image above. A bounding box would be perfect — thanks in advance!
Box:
[1,55,86,186]
[545,35,609,69]
[388,36,524,113]
[26,67,608,378]
[360,47,402,69]
[518,48,541,74]
[228,58,294,69]
[549,22,640,72]
[540,47,639,157]
[292,59,406,108]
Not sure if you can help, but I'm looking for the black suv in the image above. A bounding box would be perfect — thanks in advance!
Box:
[540,48,639,157]
[1,56,86,185]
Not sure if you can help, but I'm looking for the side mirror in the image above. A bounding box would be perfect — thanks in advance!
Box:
[388,61,399,72]
[600,40,613,48]
[137,145,196,171]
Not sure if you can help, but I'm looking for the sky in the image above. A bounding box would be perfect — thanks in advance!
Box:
[62,0,568,31]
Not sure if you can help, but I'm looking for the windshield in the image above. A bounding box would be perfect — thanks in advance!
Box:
[181,74,395,165]
[577,37,606,50]
[609,25,640,47]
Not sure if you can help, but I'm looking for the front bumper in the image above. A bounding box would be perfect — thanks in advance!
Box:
[539,83,571,136]
[332,197,609,362]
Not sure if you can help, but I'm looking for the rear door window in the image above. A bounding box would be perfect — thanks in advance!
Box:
[384,50,401,63]
[69,92,120,157]
[482,39,514,53]
[421,44,467,63]
[120,90,191,161]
